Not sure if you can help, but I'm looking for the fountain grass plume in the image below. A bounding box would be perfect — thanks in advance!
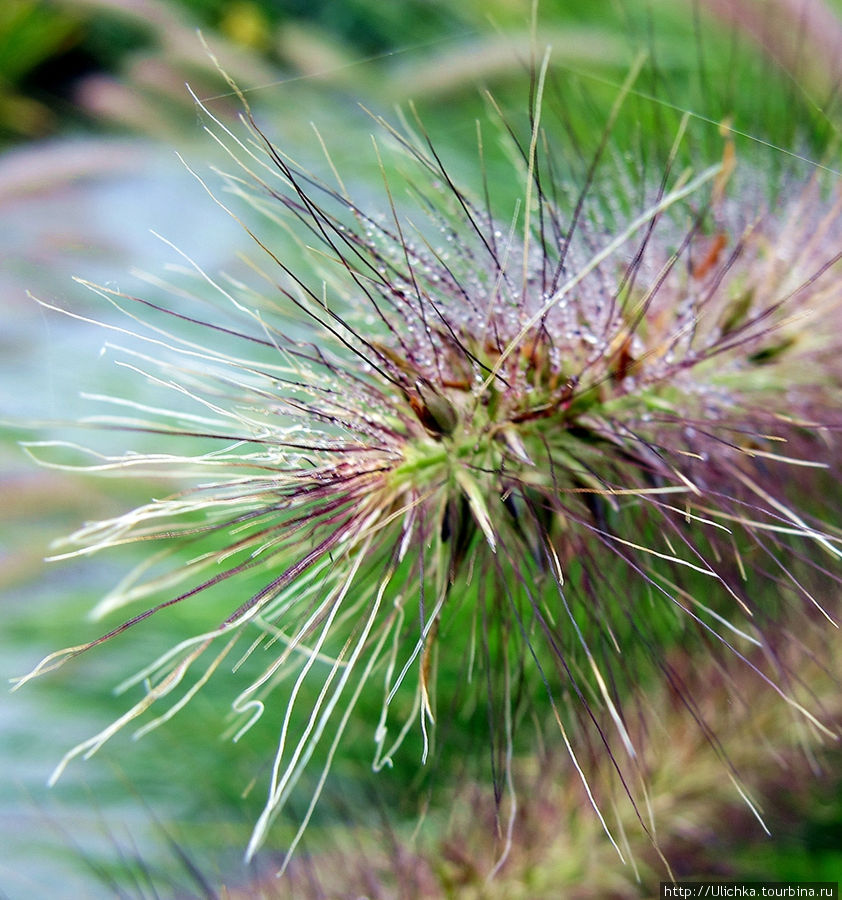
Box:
[219,619,842,898]
[14,47,842,871]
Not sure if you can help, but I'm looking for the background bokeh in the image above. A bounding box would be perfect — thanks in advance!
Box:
[2,1,842,896]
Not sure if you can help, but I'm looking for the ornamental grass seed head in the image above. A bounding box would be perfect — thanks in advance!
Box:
[15,48,842,873]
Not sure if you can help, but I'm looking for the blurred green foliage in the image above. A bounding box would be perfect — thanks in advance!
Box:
[2,0,839,147]
[0,0,80,139]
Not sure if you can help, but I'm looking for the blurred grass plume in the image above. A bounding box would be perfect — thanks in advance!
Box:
[8,0,842,888]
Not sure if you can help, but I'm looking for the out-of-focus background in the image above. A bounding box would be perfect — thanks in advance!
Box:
[2,1,842,896]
